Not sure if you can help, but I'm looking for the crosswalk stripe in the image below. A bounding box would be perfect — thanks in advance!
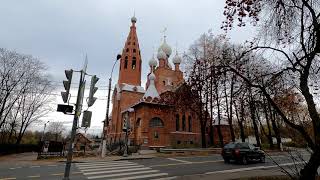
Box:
[77,163,138,169]
[87,170,161,179]
[78,160,130,164]
[77,161,134,166]
[84,167,151,175]
[80,165,144,172]
[109,173,169,180]
[151,176,177,180]
[77,160,170,180]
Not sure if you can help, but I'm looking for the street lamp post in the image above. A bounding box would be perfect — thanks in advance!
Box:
[101,54,121,158]
[40,121,50,145]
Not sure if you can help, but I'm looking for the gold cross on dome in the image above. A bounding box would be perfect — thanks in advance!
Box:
[161,27,167,40]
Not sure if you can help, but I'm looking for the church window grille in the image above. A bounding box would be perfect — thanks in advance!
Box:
[175,114,180,131]
[182,114,186,131]
[149,117,164,127]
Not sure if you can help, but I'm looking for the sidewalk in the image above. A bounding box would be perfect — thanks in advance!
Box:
[0,152,155,166]
[62,154,155,163]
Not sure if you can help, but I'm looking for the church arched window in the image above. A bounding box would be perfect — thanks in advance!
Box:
[149,117,164,127]
[124,56,128,69]
[132,57,136,69]
[126,48,129,52]
[182,114,186,131]
[176,114,180,131]
[133,49,136,53]
[188,115,192,132]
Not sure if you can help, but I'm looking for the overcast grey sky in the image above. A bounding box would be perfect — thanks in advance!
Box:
[0,0,257,134]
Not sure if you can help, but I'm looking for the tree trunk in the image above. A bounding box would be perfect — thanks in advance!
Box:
[215,81,224,147]
[263,98,274,149]
[209,67,214,146]
[201,123,207,148]
[268,102,281,150]
[224,72,235,142]
[248,90,261,147]
[299,148,320,180]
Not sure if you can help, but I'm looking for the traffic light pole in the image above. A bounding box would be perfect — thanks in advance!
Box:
[63,69,85,180]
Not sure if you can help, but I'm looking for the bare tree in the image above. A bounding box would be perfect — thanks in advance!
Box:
[47,122,66,141]
[0,48,53,144]
[222,1,320,178]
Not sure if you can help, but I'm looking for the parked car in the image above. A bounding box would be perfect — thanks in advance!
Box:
[221,142,265,164]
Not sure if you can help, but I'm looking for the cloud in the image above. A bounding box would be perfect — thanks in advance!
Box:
[0,0,256,132]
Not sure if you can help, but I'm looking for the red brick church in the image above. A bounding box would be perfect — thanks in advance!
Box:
[106,16,230,149]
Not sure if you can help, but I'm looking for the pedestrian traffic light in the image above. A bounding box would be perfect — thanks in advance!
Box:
[87,75,99,107]
[61,69,73,103]
[81,110,92,127]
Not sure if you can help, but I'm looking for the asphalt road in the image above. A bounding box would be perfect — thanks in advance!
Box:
[0,151,312,180]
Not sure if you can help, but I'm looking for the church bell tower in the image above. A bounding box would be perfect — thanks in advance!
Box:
[118,16,142,86]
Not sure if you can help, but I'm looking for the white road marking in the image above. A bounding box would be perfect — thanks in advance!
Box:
[151,176,177,180]
[78,160,131,165]
[84,167,151,175]
[77,163,138,169]
[77,161,135,167]
[167,158,192,164]
[80,165,144,172]
[109,173,169,180]
[78,160,169,180]
[205,161,306,174]
[30,166,40,168]
[88,170,164,179]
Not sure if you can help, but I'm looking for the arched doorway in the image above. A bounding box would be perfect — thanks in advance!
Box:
[148,117,164,147]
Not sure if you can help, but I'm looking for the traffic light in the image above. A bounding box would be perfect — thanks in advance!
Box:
[57,104,73,114]
[87,75,99,107]
[61,69,73,103]
[81,110,92,128]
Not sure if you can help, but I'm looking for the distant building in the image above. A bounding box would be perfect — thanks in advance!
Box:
[106,16,230,148]
[65,133,93,152]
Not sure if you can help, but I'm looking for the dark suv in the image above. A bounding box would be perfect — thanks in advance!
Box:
[221,142,265,164]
